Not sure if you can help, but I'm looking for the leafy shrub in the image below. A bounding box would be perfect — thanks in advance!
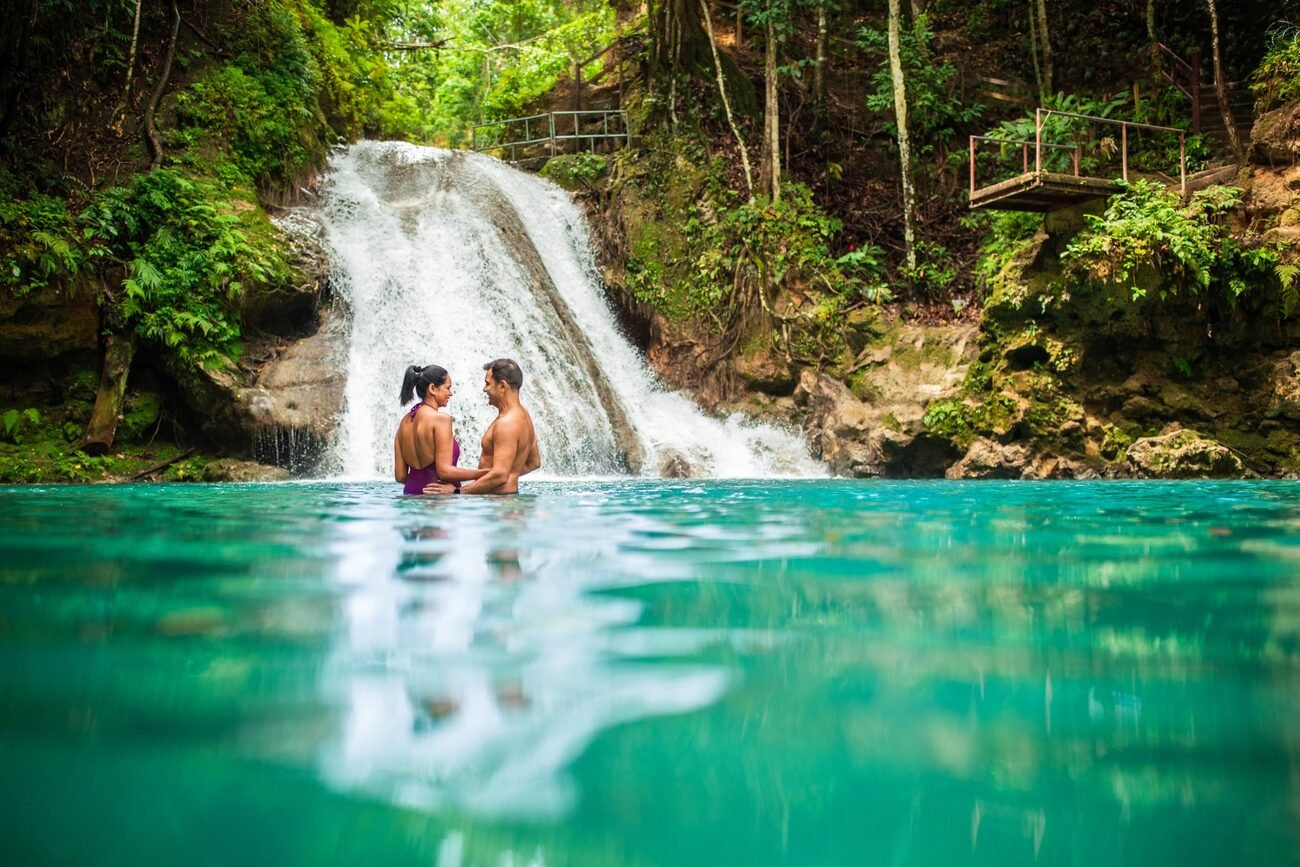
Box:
[1252,22,1300,112]
[859,14,984,154]
[1062,181,1279,307]
[80,171,292,367]
[1,409,42,445]
[963,210,1043,302]
[540,153,609,190]
[0,189,89,295]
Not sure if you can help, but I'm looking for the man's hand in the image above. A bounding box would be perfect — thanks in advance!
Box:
[423,482,456,495]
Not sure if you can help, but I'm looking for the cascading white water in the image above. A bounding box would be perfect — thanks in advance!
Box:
[313,141,823,479]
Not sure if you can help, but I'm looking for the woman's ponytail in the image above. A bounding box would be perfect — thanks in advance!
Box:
[399,365,423,405]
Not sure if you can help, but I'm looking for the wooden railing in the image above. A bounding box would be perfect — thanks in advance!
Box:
[969,108,1188,200]
[471,110,630,161]
[1157,42,1202,133]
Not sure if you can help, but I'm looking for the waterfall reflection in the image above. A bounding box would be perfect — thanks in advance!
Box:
[319,494,729,817]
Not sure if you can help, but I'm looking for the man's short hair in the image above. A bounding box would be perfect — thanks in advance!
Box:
[484,358,523,390]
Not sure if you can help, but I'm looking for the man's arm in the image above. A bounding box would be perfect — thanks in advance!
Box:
[463,418,520,495]
[522,438,541,476]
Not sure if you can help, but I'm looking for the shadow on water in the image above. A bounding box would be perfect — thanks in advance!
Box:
[0,480,1298,866]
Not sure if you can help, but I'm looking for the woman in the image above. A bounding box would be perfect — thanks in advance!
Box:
[394,364,486,495]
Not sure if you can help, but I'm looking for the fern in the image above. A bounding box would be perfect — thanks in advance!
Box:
[1277,262,1299,316]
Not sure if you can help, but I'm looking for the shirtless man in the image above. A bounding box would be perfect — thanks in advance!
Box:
[429,358,540,495]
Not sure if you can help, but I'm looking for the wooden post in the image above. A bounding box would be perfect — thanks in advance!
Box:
[575,60,583,113]
[1121,122,1128,181]
[970,136,976,196]
[1022,143,1028,173]
[1072,146,1079,176]
[1180,133,1187,197]
[1035,109,1042,174]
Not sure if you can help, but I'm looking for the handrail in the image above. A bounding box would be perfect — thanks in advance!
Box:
[968,107,1188,202]
[1156,42,1194,79]
[471,109,630,160]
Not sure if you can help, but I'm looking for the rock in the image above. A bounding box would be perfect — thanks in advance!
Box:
[203,459,291,482]
[1265,350,1300,422]
[794,371,877,476]
[0,280,99,359]
[247,306,347,440]
[244,215,330,334]
[734,350,795,395]
[1250,103,1300,165]
[658,449,694,478]
[1126,429,1243,478]
[945,438,1033,479]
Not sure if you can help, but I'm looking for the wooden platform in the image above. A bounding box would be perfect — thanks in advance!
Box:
[969,171,1121,212]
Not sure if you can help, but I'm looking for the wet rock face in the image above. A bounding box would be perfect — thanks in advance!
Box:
[794,371,961,478]
[0,282,99,359]
[202,458,291,482]
[1126,429,1244,478]
[1251,103,1300,165]
[946,438,1032,480]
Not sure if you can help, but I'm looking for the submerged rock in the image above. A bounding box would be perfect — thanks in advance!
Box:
[202,459,291,482]
[945,438,1032,480]
[1126,428,1243,478]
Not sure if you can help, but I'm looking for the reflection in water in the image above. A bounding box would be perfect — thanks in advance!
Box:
[0,480,1298,867]
[320,495,730,818]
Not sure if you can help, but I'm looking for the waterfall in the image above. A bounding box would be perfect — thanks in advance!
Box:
[312,141,822,479]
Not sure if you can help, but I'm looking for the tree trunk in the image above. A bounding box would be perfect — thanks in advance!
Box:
[83,333,137,456]
[0,0,38,139]
[763,15,781,202]
[145,1,181,170]
[1027,0,1044,103]
[700,0,754,200]
[1147,0,1160,96]
[1206,0,1244,163]
[887,0,916,270]
[1035,0,1052,100]
[813,5,827,120]
[119,0,144,116]
[735,0,743,49]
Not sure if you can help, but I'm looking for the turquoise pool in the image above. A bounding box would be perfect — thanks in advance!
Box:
[1,480,1297,866]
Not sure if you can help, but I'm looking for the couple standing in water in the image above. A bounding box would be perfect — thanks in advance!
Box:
[394,358,541,496]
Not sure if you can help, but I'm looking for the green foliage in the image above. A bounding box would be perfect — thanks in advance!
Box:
[384,0,617,146]
[1062,181,1280,309]
[858,14,984,154]
[0,186,90,295]
[2,409,42,445]
[540,153,609,190]
[961,210,1042,303]
[82,170,292,366]
[901,240,957,297]
[921,395,1017,449]
[1252,22,1300,113]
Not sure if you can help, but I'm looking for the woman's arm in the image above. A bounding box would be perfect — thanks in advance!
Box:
[393,428,407,483]
[432,415,488,483]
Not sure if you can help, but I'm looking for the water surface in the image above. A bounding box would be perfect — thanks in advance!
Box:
[1,480,1298,866]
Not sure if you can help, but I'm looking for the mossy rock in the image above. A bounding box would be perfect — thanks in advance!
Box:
[1126,428,1244,478]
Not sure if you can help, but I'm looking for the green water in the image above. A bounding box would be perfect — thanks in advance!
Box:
[1,480,1298,866]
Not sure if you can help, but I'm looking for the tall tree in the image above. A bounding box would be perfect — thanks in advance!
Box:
[887,0,916,270]
[1205,0,1244,162]
[813,4,828,120]
[1035,0,1053,99]
[1027,0,1044,103]
[764,8,781,201]
[700,0,754,199]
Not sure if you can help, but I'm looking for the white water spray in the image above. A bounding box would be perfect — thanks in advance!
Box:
[311,141,822,478]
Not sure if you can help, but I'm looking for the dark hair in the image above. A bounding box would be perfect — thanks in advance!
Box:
[484,358,523,391]
[399,364,449,405]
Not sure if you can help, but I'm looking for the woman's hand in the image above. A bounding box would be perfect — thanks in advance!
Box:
[423,482,457,495]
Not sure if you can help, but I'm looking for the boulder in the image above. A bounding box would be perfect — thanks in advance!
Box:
[1250,103,1300,165]
[794,370,877,476]
[1126,429,1243,478]
[945,438,1032,479]
[202,459,292,482]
